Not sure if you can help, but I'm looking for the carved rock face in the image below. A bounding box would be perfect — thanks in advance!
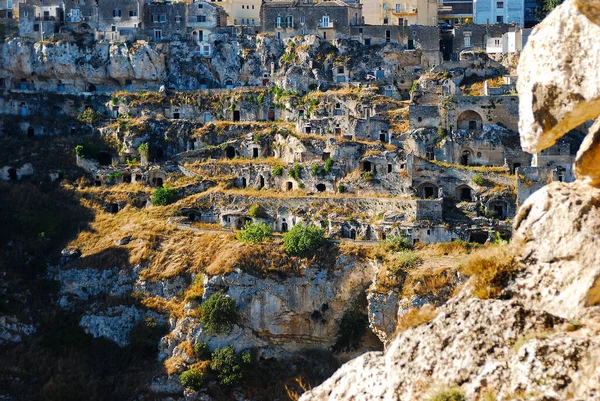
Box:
[517,0,600,155]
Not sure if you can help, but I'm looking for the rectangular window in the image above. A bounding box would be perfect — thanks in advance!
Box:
[129,10,137,17]
[496,1,504,7]
[152,14,158,23]
[111,25,116,31]
[7,0,13,7]
[113,9,121,17]
[300,16,305,24]
[464,36,471,47]
[34,23,39,31]
[154,29,162,39]
[285,15,293,28]
[496,15,503,23]
[197,15,206,22]
[396,4,401,12]
[321,15,329,27]
[160,14,166,22]
[198,4,203,8]
[276,16,281,28]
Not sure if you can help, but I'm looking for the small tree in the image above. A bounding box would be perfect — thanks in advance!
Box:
[138,143,149,165]
[194,342,211,359]
[289,164,303,180]
[77,107,100,125]
[210,346,252,387]
[75,145,84,157]
[337,183,345,194]
[472,173,486,186]
[333,309,369,352]
[283,223,327,255]
[151,186,177,206]
[311,163,320,177]
[200,293,238,335]
[236,222,273,244]
[179,369,205,391]
[272,164,283,177]
[324,158,333,173]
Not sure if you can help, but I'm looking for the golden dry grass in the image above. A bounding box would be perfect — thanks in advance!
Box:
[395,305,438,333]
[460,245,519,299]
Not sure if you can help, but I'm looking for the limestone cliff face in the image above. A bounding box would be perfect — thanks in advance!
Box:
[0,40,167,85]
[301,1,600,400]
[160,255,379,359]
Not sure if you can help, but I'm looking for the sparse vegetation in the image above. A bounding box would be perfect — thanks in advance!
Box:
[324,158,333,173]
[272,164,284,176]
[426,386,465,401]
[236,222,273,244]
[200,293,238,335]
[289,164,303,180]
[461,246,519,299]
[381,235,412,252]
[333,309,369,352]
[194,342,211,359]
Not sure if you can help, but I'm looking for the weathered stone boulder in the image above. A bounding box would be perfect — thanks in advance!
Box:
[517,0,600,154]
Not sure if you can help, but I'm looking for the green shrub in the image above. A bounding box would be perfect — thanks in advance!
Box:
[236,222,273,244]
[108,171,122,184]
[381,235,412,252]
[248,204,267,218]
[138,143,149,160]
[324,158,333,173]
[298,181,305,189]
[337,183,345,194]
[362,171,374,182]
[151,186,177,206]
[283,223,327,255]
[77,107,100,124]
[272,164,283,177]
[200,293,238,335]
[193,342,211,359]
[75,145,84,157]
[333,309,369,352]
[289,164,303,180]
[311,163,320,177]
[472,173,485,186]
[210,345,252,387]
[180,369,205,391]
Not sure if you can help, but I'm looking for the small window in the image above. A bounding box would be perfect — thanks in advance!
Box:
[464,36,471,48]
[113,9,121,17]
[276,16,282,28]
[285,15,293,28]
[160,14,166,22]
[129,10,137,17]
[198,4,203,8]
[496,1,504,7]
[152,14,158,23]
[154,29,162,40]
[196,15,206,22]
[175,16,182,23]
[496,15,503,23]
[383,17,388,24]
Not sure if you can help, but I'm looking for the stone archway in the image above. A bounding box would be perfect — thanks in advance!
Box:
[417,182,438,199]
[457,110,483,131]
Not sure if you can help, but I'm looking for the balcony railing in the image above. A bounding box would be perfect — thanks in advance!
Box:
[318,21,333,28]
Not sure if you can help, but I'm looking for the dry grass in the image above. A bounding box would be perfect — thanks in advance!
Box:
[164,354,186,375]
[461,245,520,299]
[395,305,438,333]
[285,377,312,401]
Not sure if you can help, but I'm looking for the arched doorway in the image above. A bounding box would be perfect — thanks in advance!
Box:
[488,200,508,219]
[286,181,293,191]
[281,221,288,232]
[460,149,472,166]
[349,228,357,240]
[456,185,473,202]
[96,152,111,166]
[457,110,483,131]
[225,146,235,159]
[417,182,438,199]
[258,175,265,189]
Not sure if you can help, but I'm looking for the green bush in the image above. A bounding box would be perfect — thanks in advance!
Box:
[236,222,273,244]
[472,173,485,186]
[151,186,177,206]
[108,171,122,184]
[334,309,369,352]
[138,143,149,160]
[180,368,205,391]
[283,223,327,255]
[324,158,333,173]
[75,145,84,157]
[200,293,238,335]
[77,107,100,124]
[194,342,211,359]
[248,204,267,218]
[311,163,320,177]
[381,235,413,252]
[210,346,252,387]
[389,251,423,274]
[272,164,283,177]
[362,171,374,182]
[337,183,345,194]
[289,164,303,180]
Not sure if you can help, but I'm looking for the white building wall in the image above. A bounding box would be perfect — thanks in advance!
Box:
[473,0,524,26]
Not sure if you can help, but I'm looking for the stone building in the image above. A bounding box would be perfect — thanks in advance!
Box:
[260,0,362,41]
[186,0,228,56]
[0,0,15,19]
[359,0,438,26]
[96,0,142,41]
[451,23,512,57]
[473,0,524,26]
[142,2,186,41]
[18,2,63,40]
[211,0,261,26]
[438,0,473,25]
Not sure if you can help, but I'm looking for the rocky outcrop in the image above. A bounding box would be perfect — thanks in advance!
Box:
[517,0,600,153]
[302,1,600,400]
[0,315,36,344]
[161,255,380,359]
